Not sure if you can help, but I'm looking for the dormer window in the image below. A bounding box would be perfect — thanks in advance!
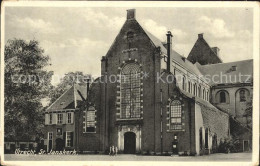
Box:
[231,66,237,71]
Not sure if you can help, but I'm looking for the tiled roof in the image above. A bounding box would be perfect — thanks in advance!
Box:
[46,84,87,112]
[199,37,223,63]
[179,88,228,115]
[141,27,204,77]
[196,59,253,85]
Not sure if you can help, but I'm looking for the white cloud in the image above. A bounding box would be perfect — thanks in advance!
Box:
[10,16,59,34]
[237,30,253,40]
[74,8,125,32]
[140,19,187,42]
[197,16,235,39]
[141,19,167,41]
[41,38,109,49]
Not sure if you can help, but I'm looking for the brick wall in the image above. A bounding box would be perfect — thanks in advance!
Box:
[211,85,252,125]
[101,18,161,152]
[77,78,103,152]
[196,102,229,149]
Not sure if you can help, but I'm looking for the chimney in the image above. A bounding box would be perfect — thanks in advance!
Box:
[127,9,136,20]
[166,31,173,72]
[211,47,220,57]
[86,76,90,97]
[198,33,203,39]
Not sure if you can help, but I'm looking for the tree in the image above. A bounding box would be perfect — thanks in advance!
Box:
[48,71,91,104]
[4,39,53,142]
[244,97,252,129]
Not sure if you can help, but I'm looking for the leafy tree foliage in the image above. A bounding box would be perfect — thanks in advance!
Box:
[48,71,91,104]
[244,97,252,129]
[5,39,53,141]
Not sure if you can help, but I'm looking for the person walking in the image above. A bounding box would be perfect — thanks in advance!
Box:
[109,146,112,156]
[115,146,118,156]
[112,146,115,156]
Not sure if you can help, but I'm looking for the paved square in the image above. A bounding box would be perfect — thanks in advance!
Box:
[4,152,252,161]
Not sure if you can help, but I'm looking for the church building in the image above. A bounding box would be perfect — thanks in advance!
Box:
[44,9,252,155]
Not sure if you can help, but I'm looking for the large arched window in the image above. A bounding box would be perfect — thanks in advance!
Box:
[220,91,226,103]
[216,90,230,104]
[120,63,141,119]
[170,100,182,130]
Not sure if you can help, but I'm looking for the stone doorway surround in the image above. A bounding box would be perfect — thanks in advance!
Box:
[117,125,141,153]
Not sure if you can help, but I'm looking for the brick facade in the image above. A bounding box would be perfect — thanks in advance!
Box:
[44,9,251,155]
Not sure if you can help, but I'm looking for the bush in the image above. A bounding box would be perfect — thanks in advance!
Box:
[162,151,171,156]
[218,137,240,153]
[145,150,151,155]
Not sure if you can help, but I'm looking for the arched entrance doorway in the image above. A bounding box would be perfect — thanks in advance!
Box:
[124,132,136,154]
[55,138,64,151]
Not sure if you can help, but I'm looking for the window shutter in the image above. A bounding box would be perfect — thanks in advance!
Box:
[71,132,74,147]
[45,114,49,125]
[71,112,74,124]
[63,113,66,124]
[53,113,57,124]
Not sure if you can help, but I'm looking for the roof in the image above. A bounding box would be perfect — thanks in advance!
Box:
[46,84,87,112]
[196,59,253,85]
[141,25,204,77]
[187,36,223,65]
[229,116,252,136]
[199,37,223,63]
[179,88,228,116]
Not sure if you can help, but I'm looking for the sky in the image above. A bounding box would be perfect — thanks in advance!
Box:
[4,7,253,85]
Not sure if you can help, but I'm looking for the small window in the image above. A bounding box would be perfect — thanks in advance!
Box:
[48,132,53,140]
[199,128,203,150]
[202,89,205,100]
[188,81,191,93]
[182,76,186,91]
[66,132,73,147]
[220,91,226,103]
[240,90,246,102]
[198,86,201,98]
[170,100,182,130]
[57,113,63,124]
[56,128,62,136]
[86,109,96,132]
[127,31,134,40]
[206,91,209,101]
[49,114,52,124]
[193,84,197,96]
[67,112,72,124]
[205,128,209,149]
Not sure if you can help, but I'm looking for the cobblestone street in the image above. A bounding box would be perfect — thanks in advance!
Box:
[4,152,252,161]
